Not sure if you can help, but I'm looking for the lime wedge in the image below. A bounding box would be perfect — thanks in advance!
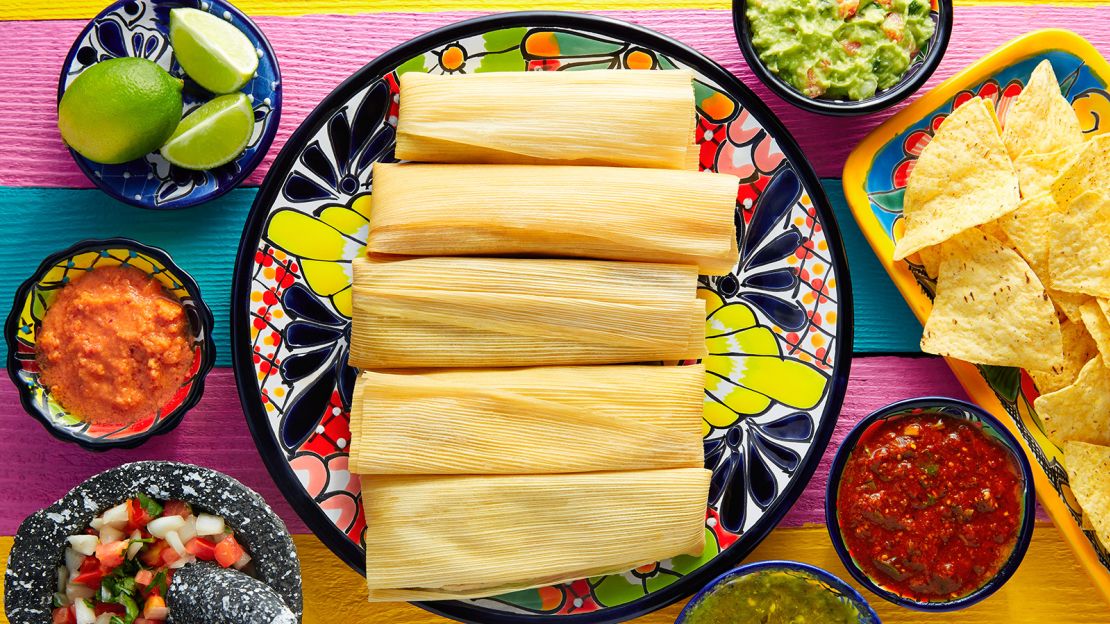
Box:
[169,8,259,94]
[160,92,254,170]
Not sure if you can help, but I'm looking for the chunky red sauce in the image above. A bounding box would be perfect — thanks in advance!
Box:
[836,413,1022,601]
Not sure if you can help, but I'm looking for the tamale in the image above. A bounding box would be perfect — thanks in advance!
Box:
[395,70,697,169]
[348,365,705,474]
[368,163,739,275]
[349,257,706,368]
[362,468,711,601]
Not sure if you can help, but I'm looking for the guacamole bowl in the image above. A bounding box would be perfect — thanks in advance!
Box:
[732,0,952,115]
[675,560,880,624]
[825,397,1036,611]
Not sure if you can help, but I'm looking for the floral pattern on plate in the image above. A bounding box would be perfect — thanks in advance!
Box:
[235,16,850,622]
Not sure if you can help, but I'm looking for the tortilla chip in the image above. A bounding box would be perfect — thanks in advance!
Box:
[1078,301,1110,364]
[998,193,1059,277]
[893,97,1021,260]
[1029,318,1098,394]
[921,229,1062,370]
[1048,192,1110,297]
[1049,289,1090,324]
[1002,60,1085,159]
[1014,145,1085,199]
[1050,134,1110,209]
[1064,441,1110,550]
[917,244,942,278]
[1034,357,1110,446]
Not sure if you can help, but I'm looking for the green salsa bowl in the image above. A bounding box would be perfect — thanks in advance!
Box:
[733,0,952,116]
[675,560,880,624]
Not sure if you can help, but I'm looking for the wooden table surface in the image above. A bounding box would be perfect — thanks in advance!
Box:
[1,1,1109,623]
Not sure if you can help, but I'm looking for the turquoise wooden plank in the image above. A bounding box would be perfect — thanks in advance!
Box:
[0,181,920,366]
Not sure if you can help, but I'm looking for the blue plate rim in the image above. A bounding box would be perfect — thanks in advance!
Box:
[229,10,855,624]
[55,0,282,210]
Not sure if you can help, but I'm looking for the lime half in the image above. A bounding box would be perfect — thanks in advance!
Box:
[160,93,254,170]
[169,8,259,94]
[58,57,183,164]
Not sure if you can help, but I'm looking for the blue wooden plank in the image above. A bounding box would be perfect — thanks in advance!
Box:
[0,181,920,366]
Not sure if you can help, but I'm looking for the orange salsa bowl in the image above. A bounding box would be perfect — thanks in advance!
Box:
[5,238,215,450]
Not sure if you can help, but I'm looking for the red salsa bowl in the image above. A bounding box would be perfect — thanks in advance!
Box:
[825,397,1035,611]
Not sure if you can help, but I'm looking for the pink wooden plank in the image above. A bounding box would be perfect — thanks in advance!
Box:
[0,7,1107,186]
[0,356,980,536]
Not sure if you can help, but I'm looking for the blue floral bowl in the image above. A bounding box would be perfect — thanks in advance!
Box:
[4,238,216,451]
[674,560,880,623]
[825,397,1036,611]
[58,0,281,209]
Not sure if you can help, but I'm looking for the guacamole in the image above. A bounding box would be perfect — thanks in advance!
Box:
[747,0,935,100]
[683,569,862,624]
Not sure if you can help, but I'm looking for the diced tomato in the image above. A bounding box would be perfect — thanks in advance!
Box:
[883,13,905,41]
[127,498,153,531]
[94,602,125,616]
[139,541,167,567]
[842,40,862,55]
[837,0,859,19]
[143,595,169,620]
[214,535,244,568]
[185,537,217,561]
[134,620,154,624]
[78,556,100,573]
[52,606,76,624]
[95,540,128,569]
[135,569,155,589]
[72,566,107,587]
[161,500,191,518]
[160,547,181,566]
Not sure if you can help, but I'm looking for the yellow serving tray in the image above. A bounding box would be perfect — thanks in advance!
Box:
[843,28,1110,604]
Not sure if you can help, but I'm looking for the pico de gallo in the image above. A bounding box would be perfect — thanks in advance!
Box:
[836,414,1023,602]
[52,494,251,624]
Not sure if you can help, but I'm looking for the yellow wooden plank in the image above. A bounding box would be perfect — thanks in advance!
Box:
[3,526,1096,622]
[1,0,1108,21]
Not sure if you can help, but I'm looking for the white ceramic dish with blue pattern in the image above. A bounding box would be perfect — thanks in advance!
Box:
[57,0,281,209]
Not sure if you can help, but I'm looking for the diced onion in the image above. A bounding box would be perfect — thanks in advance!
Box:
[194,513,225,537]
[56,566,68,593]
[98,525,124,544]
[65,548,84,576]
[165,530,187,556]
[66,535,98,556]
[89,518,104,530]
[232,552,252,570]
[74,598,96,624]
[168,553,195,569]
[177,516,197,544]
[146,515,186,538]
[127,530,143,560]
[100,502,129,527]
[65,583,95,603]
[94,613,114,624]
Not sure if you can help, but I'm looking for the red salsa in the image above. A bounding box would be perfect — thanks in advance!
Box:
[836,413,1022,601]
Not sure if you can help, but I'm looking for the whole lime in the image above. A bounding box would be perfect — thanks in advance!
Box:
[58,57,184,164]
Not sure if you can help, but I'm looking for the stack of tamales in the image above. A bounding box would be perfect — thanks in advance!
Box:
[349,69,739,602]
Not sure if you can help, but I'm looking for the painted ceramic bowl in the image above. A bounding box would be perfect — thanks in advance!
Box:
[732,0,952,115]
[825,398,1036,611]
[675,560,880,623]
[4,461,303,623]
[233,11,852,624]
[842,29,1110,599]
[58,0,281,209]
[5,238,215,451]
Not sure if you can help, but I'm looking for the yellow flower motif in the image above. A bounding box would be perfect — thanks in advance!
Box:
[1073,90,1110,137]
[263,194,371,318]
[701,289,829,436]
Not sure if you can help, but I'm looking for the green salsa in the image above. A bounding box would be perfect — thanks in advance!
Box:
[746,0,936,100]
[683,569,862,624]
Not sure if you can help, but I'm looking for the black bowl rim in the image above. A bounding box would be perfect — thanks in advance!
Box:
[4,237,217,451]
[55,0,283,210]
[230,9,855,624]
[732,0,954,116]
[673,559,882,624]
[3,461,302,623]
[823,396,1037,611]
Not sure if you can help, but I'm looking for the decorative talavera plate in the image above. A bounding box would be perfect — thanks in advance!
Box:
[843,29,1110,602]
[232,12,852,623]
[4,238,215,450]
[58,0,281,209]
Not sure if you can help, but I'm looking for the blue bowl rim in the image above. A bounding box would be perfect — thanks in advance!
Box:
[55,0,283,210]
[823,396,1037,611]
[4,237,217,451]
[673,559,881,624]
[731,0,954,116]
